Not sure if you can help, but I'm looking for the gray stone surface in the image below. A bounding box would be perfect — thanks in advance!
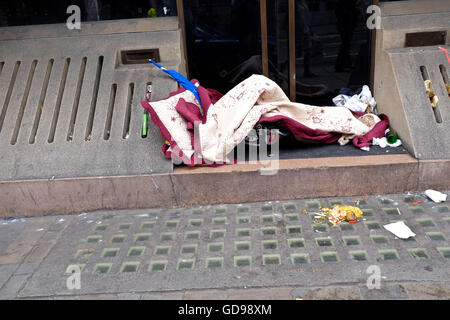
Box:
[0,219,27,254]
[0,274,29,299]
[117,293,141,300]
[386,47,450,159]
[183,289,228,300]
[39,231,61,242]
[0,21,182,181]
[300,286,361,300]
[379,0,450,17]
[360,284,410,300]
[0,17,180,41]
[290,288,310,299]
[14,262,40,275]
[0,264,18,289]
[141,293,183,300]
[374,3,450,160]
[404,282,450,299]
[9,191,449,299]
[0,191,448,299]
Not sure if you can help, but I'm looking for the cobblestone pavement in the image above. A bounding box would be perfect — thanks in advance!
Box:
[0,191,449,300]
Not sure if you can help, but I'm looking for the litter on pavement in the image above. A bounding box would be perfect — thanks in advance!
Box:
[425,189,447,203]
[383,221,416,239]
[373,136,402,148]
[308,205,364,227]
[424,80,439,108]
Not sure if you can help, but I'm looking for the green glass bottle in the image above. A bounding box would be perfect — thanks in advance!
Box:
[385,127,398,144]
[142,112,148,138]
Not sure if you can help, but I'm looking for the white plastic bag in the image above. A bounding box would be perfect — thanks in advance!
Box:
[332,85,377,113]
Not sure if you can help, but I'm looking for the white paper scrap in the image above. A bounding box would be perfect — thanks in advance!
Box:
[373,137,388,148]
[425,190,447,203]
[383,221,416,239]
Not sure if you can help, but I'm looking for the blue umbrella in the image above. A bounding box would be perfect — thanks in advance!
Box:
[149,59,202,105]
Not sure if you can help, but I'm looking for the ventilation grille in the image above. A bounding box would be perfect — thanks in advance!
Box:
[385,46,450,159]
[0,30,181,180]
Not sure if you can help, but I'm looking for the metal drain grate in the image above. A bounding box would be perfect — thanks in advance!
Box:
[0,19,184,180]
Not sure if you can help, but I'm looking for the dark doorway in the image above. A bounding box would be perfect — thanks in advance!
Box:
[182,0,387,106]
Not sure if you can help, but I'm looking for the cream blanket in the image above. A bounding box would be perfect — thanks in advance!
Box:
[142,75,380,164]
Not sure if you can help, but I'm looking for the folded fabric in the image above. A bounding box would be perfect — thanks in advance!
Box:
[141,75,386,166]
[352,114,389,148]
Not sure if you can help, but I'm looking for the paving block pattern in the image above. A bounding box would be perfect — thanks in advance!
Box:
[0,191,447,298]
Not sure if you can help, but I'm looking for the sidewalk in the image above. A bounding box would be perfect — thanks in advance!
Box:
[16,282,450,300]
[0,191,449,300]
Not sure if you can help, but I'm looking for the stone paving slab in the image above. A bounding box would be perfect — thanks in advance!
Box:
[0,219,27,254]
[0,274,29,299]
[0,191,448,299]
[0,217,55,265]
[16,281,450,300]
[0,264,18,289]
[360,283,410,300]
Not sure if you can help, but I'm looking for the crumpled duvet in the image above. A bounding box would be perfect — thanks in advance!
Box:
[141,74,386,166]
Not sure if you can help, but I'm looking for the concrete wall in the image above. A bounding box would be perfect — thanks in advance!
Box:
[373,0,450,159]
[0,18,190,181]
